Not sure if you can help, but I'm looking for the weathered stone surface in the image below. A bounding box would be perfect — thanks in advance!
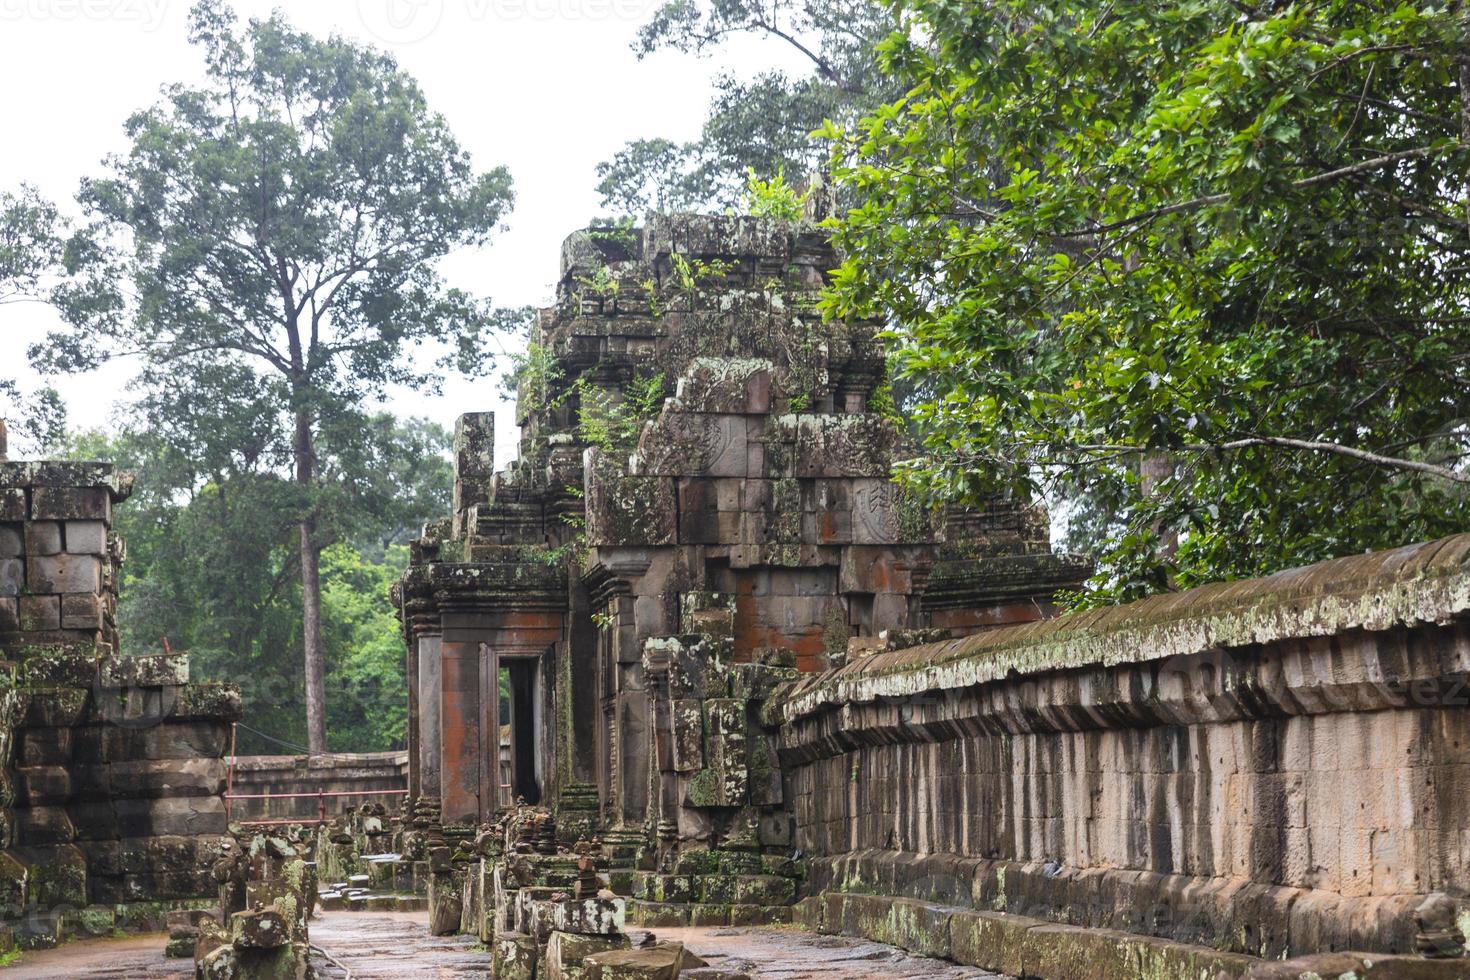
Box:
[586,943,706,980]
[546,929,632,980]
[25,554,101,594]
[493,930,539,980]
[231,907,290,949]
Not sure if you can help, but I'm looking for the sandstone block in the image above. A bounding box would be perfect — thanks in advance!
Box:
[586,943,705,980]
[18,594,60,631]
[31,486,109,521]
[493,931,538,980]
[551,896,626,936]
[0,557,21,596]
[24,521,61,555]
[99,651,189,688]
[0,523,22,557]
[546,930,631,980]
[0,597,17,631]
[26,554,101,594]
[15,806,76,846]
[112,796,227,837]
[0,488,24,521]
[61,592,102,630]
[63,520,106,555]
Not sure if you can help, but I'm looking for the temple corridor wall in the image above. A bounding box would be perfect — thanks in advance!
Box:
[775,534,1470,959]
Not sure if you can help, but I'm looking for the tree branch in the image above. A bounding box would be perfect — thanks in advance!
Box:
[1055,144,1456,238]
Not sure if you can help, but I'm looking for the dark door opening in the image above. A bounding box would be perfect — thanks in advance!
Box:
[505,659,540,805]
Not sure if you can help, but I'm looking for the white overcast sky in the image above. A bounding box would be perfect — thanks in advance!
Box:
[0,0,805,465]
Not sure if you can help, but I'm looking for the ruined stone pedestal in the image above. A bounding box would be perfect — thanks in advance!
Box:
[0,458,240,950]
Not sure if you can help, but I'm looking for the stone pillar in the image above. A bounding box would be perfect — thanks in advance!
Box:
[439,629,482,825]
[417,633,443,802]
[451,413,493,538]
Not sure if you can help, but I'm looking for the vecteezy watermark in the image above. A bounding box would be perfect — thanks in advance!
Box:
[357,0,654,45]
[0,0,169,30]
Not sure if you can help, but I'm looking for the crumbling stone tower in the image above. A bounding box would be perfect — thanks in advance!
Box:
[396,215,1086,921]
[0,426,240,949]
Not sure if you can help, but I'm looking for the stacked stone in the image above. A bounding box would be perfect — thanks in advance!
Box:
[196,828,314,978]
[0,452,240,949]
[480,805,632,980]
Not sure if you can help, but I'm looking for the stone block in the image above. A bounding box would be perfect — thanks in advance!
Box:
[64,520,107,555]
[112,796,227,837]
[31,486,109,522]
[99,652,190,688]
[587,942,706,979]
[108,757,226,799]
[0,557,21,596]
[671,699,704,773]
[0,489,25,522]
[552,896,626,935]
[732,874,796,906]
[546,930,631,980]
[19,594,60,631]
[493,931,538,980]
[24,521,61,555]
[26,554,101,594]
[0,596,17,631]
[837,893,953,960]
[0,523,24,557]
[15,806,76,846]
[60,592,102,630]
[19,727,74,767]
[229,907,289,949]
[14,766,71,806]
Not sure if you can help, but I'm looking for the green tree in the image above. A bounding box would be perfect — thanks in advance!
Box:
[825,0,1470,601]
[59,412,450,753]
[597,0,895,213]
[0,186,67,449]
[36,1,517,752]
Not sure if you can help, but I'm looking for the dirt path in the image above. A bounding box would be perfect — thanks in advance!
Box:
[3,911,1012,978]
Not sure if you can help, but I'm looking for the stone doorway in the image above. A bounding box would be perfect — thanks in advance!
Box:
[498,657,542,806]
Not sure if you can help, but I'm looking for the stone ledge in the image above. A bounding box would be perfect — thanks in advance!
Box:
[779,534,1470,723]
[808,890,1465,980]
[804,852,1432,959]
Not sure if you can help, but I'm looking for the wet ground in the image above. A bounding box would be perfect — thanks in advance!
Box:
[2,910,1012,978]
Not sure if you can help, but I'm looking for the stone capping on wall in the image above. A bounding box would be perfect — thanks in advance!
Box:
[779,532,1470,722]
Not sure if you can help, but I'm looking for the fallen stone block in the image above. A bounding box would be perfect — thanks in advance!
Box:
[493,930,539,980]
[546,929,632,980]
[586,943,706,980]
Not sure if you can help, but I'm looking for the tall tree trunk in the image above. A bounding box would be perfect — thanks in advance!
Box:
[295,407,327,756]
[1139,452,1179,562]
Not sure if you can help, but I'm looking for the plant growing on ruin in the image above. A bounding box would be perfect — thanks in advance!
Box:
[33,1,519,754]
[743,168,807,221]
[825,0,1470,602]
[575,372,667,452]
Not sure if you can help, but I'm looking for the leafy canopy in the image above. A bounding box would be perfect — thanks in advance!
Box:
[824,0,1470,601]
[39,0,517,390]
[0,186,68,448]
[598,0,895,213]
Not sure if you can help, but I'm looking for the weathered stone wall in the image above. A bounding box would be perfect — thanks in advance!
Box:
[775,533,1470,960]
[0,448,240,949]
[226,752,408,822]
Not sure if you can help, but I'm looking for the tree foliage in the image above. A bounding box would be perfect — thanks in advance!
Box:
[59,415,447,753]
[824,0,1470,601]
[597,0,895,213]
[35,0,518,751]
[0,186,68,449]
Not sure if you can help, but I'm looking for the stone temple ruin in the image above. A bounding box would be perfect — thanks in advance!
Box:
[0,426,240,951]
[8,214,1470,980]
